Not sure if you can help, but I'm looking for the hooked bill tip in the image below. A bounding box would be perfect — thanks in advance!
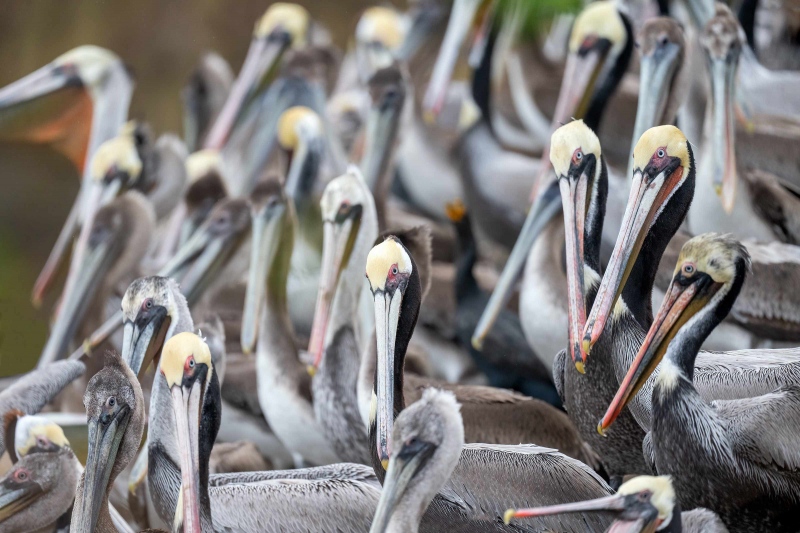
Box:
[581,338,592,357]
[306,364,317,377]
[503,509,515,525]
[471,336,484,351]
[597,421,607,437]
[381,458,389,471]
[574,360,585,374]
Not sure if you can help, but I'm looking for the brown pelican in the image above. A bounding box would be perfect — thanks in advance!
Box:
[203,2,310,150]
[160,332,381,532]
[182,52,234,153]
[0,413,81,533]
[687,3,800,242]
[369,388,463,533]
[240,178,339,465]
[0,360,85,456]
[600,233,800,532]
[38,191,155,367]
[0,47,133,307]
[506,475,730,532]
[71,351,145,532]
[581,125,800,433]
[307,168,378,464]
[360,66,407,228]
[366,238,604,491]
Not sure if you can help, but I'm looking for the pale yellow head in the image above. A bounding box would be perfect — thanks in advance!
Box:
[255,2,310,45]
[549,120,601,178]
[160,331,213,388]
[632,125,690,174]
[569,1,626,54]
[673,233,750,285]
[366,238,412,292]
[186,149,222,183]
[618,476,676,525]
[320,167,370,222]
[277,106,323,150]
[90,134,142,182]
[357,7,407,51]
[15,415,70,457]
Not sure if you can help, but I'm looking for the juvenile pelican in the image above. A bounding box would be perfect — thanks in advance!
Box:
[240,178,339,466]
[160,332,381,532]
[307,168,378,464]
[369,388,463,533]
[182,52,234,152]
[600,234,800,532]
[71,352,145,532]
[506,475,729,532]
[0,47,133,307]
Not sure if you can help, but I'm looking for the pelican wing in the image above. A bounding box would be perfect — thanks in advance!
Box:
[0,360,85,454]
[681,508,730,533]
[209,462,379,487]
[427,444,612,532]
[209,477,380,532]
[694,349,800,402]
[713,386,800,473]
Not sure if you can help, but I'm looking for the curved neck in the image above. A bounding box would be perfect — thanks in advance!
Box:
[453,217,480,304]
[584,158,609,287]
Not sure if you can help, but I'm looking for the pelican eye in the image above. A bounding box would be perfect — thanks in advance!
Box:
[14,469,29,482]
[659,35,669,46]
[657,149,665,158]
[391,266,398,275]
[638,490,652,502]
[187,356,196,370]
[144,298,153,310]
[37,437,48,448]
[107,396,116,408]
[682,263,695,276]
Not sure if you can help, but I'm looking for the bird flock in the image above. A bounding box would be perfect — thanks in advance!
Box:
[0,0,799,531]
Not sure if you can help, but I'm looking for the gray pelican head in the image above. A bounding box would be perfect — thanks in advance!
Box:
[159,332,215,532]
[355,7,408,82]
[241,178,293,354]
[506,475,679,532]
[700,3,744,214]
[370,388,464,533]
[366,237,421,471]
[360,66,406,196]
[277,106,325,201]
[73,351,144,532]
[204,3,310,150]
[308,167,377,371]
[0,446,77,531]
[121,276,188,378]
[38,191,155,368]
[32,127,144,307]
[600,233,749,434]
[582,125,693,361]
[182,52,234,152]
[629,18,688,179]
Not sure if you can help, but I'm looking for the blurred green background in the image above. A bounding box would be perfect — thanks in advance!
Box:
[0,0,376,376]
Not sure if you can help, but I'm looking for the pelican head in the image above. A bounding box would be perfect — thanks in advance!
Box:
[121,276,186,378]
[162,197,251,304]
[160,332,214,533]
[182,52,234,152]
[550,120,605,371]
[204,3,310,149]
[13,414,70,459]
[582,125,693,360]
[75,351,144,532]
[361,66,406,194]
[534,0,630,198]
[241,178,292,354]
[630,18,688,179]
[356,7,407,81]
[277,106,324,199]
[308,167,376,370]
[423,0,494,116]
[506,475,678,531]
[700,3,743,213]
[0,449,69,528]
[600,233,748,433]
[367,237,420,471]
[370,389,464,533]
[180,149,229,246]
[38,192,155,368]
[0,46,128,168]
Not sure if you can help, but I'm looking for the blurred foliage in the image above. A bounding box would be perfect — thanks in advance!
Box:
[495,0,582,38]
